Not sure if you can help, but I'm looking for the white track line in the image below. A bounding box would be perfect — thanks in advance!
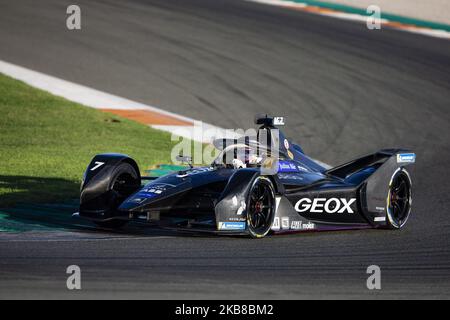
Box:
[0,60,220,143]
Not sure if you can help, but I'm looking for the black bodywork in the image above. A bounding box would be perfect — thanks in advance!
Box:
[78,116,415,236]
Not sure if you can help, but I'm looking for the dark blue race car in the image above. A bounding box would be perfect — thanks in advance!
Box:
[76,115,415,238]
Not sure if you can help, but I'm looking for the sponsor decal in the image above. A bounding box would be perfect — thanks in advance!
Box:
[273,117,285,126]
[141,184,167,194]
[218,222,246,230]
[375,206,385,212]
[130,197,146,203]
[177,167,214,178]
[302,222,315,230]
[287,150,294,160]
[284,139,290,150]
[397,153,416,163]
[374,216,386,222]
[143,184,171,192]
[134,192,157,200]
[297,165,309,172]
[291,220,302,230]
[274,219,316,231]
[278,173,304,181]
[278,161,299,173]
[228,217,246,222]
[134,183,174,200]
[272,217,280,230]
[231,195,246,215]
[290,220,316,230]
[295,198,357,214]
[236,201,246,215]
[281,217,290,229]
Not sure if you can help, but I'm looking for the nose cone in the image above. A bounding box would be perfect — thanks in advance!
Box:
[118,175,194,211]
[118,166,226,212]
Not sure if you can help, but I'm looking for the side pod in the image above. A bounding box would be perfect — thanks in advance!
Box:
[214,169,284,230]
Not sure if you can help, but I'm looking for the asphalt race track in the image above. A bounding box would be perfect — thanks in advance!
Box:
[1,0,450,299]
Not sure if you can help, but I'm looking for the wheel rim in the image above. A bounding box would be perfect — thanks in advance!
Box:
[248,178,274,234]
[387,170,412,228]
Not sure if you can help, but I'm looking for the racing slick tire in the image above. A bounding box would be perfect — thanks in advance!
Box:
[385,168,412,229]
[247,176,276,238]
[94,162,140,229]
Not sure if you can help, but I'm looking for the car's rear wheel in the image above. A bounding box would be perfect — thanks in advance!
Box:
[385,168,412,229]
[94,162,140,229]
[247,176,275,238]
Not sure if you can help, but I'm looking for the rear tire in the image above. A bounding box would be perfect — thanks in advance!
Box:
[94,162,140,229]
[247,176,276,238]
[385,168,412,229]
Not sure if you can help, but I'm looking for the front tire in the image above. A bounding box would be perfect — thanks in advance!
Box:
[94,162,140,229]
[247,176,276,238]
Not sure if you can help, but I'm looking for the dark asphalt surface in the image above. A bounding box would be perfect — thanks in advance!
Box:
[1,0,450,299]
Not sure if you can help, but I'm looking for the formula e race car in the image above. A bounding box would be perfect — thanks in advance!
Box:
[76,115,415,238]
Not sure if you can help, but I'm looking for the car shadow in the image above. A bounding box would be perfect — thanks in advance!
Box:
[0,174,86,232]
[0,175,210,238]
[0,175,80,208]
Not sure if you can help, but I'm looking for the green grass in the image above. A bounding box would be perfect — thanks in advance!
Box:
[0,73,177,207]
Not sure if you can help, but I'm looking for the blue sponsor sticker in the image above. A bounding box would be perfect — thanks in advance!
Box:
[218,222,246,231]
[397,153,416,163]
[136,192,157,198]
[135,183,171,199]
[135,190,161,199]
[278,161,299,173]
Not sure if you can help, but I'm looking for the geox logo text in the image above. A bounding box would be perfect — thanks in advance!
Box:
[295,198,357,213]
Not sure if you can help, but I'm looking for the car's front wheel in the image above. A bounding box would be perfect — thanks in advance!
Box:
[94,162,140,229]
[247,176,276,238]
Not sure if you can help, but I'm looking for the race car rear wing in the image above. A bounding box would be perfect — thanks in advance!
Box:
[326,149,415,179]
[326,149,416,226]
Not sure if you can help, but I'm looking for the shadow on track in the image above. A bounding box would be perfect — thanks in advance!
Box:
[0,175,211,238]
[0,175,89,232]
[0,175,80,208]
